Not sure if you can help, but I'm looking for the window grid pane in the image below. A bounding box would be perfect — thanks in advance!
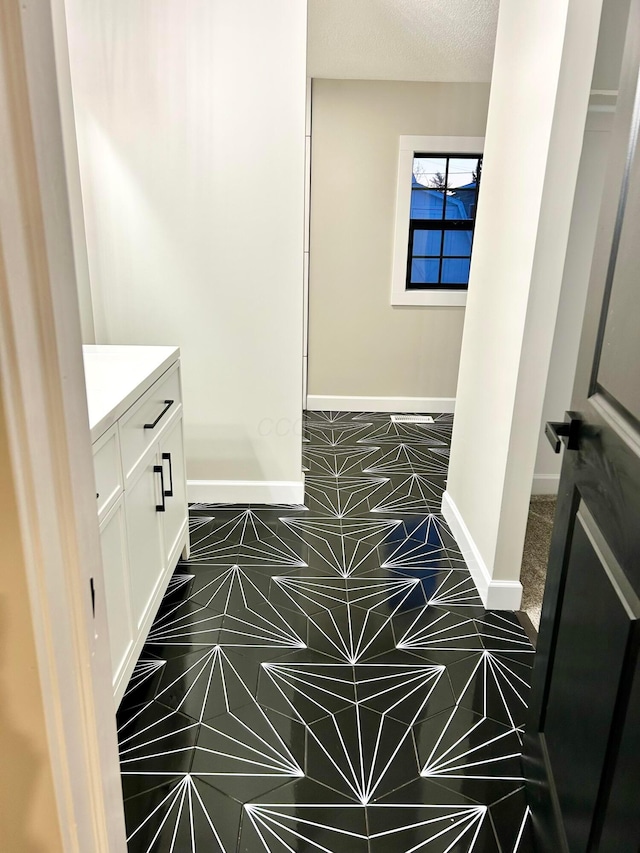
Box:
[443,229,472,257]
[441,258,471,284]
[411,259,439,284]
[413,230,442,256]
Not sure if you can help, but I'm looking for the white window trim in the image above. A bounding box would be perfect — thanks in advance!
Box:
[391,135,485,307]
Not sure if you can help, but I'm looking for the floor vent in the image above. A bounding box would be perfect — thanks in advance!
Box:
[391,414,435,424]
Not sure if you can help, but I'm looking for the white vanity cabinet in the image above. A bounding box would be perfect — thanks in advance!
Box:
[84,346,189,705]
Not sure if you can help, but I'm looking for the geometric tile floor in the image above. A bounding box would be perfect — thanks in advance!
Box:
[118,410,536,851]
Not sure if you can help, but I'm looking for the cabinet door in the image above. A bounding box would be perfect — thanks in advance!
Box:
[125,454,165,630]
[99,499,133,687]
[159,416,188,567]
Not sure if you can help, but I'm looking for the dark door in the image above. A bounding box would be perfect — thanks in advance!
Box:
[524,4,640,852]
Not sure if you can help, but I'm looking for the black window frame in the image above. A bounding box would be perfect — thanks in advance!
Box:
[406,152,483,291]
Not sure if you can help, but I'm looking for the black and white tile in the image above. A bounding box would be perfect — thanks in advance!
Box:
[118,411,536,852]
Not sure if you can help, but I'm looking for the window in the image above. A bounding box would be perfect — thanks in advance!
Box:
[391,136,484,307]
[407,154,482,290]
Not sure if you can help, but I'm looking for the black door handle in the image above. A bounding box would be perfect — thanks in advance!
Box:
[144,400,174,429]
[162,452,174,497]
[545,411,581,454]
[154,465,166,511]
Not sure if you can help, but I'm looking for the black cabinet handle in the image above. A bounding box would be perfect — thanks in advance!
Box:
[144,400,174,430]
[154,465,166,511]
[545,411,581,454]
[162,452,174,497]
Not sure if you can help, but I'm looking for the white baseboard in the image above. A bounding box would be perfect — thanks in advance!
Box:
[441,490,523,610]
[531,474,560,495]
[306,395,456,413]
[187,478,305,505]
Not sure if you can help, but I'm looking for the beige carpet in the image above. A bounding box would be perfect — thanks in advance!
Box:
[520,495,556,630]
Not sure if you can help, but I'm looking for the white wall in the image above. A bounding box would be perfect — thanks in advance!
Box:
[50,2,95,344]
[0,367,64,852]
[64,0,307,503]
[442,0,603,608]
[307,79,490,409]
[533,109,613,493]
[532,0,628,494]
[591,0,633,90]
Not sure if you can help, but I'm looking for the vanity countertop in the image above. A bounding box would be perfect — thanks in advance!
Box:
[83,345,180,442]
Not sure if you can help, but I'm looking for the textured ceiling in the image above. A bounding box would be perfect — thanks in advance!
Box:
[308,0,499,83]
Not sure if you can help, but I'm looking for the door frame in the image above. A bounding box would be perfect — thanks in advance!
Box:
[0,1,125,849]
[303,75,312,407]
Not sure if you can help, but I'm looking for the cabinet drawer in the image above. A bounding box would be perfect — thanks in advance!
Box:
[93,425,123,520]
[119,363,182,481]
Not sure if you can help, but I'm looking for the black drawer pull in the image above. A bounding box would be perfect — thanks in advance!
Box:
[154,465,166,512]
[162,452,174,497]
[144,400,174,430]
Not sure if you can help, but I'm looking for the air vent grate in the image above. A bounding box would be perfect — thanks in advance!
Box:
[390,415,434,424]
